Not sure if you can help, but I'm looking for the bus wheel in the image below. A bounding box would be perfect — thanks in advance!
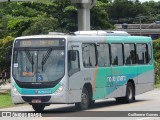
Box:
[116,97,124,103]
[116,82,135,103]
[75,87,89,110]
[32,104,45,112]
[89,100,95,107]
[125,82,135,103]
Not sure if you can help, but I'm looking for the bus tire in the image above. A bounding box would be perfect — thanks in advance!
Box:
[89,100,95,107]
[32,104,45,112]
[75,87,89,110]
[125,82,135,103]
[116,82,135,103]
[116,97,124,103]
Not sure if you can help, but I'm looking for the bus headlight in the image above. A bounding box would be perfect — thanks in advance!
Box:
[55,85,64,94]
[13,86,20,95]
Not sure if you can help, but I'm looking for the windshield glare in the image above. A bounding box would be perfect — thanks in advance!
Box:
[13,48,65,82]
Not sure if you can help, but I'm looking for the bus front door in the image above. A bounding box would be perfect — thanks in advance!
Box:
[68,43,82,102]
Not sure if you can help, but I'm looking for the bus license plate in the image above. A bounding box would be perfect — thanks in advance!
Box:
[32,99,41,103]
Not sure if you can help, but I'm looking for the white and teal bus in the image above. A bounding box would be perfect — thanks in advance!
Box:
[11,31,154,111]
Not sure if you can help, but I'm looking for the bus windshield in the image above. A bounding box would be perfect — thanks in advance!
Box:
[13,48,65,82]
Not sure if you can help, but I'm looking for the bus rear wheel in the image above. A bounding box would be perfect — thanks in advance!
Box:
[75,87,89,110]
[32,104,45,112]
[125,82,135,103]
[89,100,95,107]
[116,82,135,103]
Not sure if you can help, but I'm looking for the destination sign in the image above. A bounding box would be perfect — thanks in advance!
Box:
[14,39,65,47]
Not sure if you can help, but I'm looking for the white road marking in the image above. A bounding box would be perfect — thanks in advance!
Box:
[137,117,160,120]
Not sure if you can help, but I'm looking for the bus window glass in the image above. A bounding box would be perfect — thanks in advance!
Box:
[90,44,96,67]
[68,50,80,76]
[148,44,152,64]
[13,48,65,82]
[111,44,123,65]
[97,44,110,67]
[136,43,148,64]
[82,43,96,67]
[124,44,136,65]
[82,44,90,67]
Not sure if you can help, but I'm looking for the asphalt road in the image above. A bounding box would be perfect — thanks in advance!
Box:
[1,89,160,120]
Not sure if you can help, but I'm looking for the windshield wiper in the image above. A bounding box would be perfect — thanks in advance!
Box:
[25,50,34,65]
[41,48,53,71]
[25,50,34,72]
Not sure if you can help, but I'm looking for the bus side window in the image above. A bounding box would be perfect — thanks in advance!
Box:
[82,43,97,68]
[124,44,136,65]
[111,44,123,66]
[97,43,110,67]
[68,50,80,76]
[147,43,152,64]
[136,43,148,64]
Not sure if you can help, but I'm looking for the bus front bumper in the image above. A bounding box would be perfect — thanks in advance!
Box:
[11,90,69,104]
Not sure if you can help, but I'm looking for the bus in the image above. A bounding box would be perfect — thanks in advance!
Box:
[11,31,154,112]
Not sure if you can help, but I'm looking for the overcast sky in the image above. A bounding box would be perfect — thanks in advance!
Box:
[139,0,160,2]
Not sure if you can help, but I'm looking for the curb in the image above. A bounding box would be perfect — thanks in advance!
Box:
[0,89,10,94]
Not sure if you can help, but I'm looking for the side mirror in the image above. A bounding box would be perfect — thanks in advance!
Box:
[68,50,76,61]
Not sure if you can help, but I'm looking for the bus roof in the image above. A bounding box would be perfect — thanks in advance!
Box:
[15,34,152,43]
[73,30,130,36]
[15,35,69,40]
[67,35,152,43]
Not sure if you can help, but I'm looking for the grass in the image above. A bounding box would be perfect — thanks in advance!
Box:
[0,91,14,108]
[155,83,160,88]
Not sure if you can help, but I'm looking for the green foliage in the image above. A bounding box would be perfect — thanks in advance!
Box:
[109,0,134,19]
[22,16,59,35]
[0,0,114,37]
[91,1,113,29]
[7,16,31,36]
[0,36,14,71]
[153,40,160,84]
[108,0,160,24]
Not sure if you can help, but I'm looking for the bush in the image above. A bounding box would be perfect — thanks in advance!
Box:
[153,39,160,84]
[0,36,14,78]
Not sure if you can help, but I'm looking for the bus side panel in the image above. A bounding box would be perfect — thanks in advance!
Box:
[107,86,125,98]
[106,66,154,98]
[137,65,154,83]
[104,66,138,98]
[80,68,108,100]
[68,71,82,103]
[95,67,111,99]
[92,66,138,99]
[136,68,154,95]
[68,68,98,103]
[94,67,122,99]
[93,67,107,100]
[136,83,154,95]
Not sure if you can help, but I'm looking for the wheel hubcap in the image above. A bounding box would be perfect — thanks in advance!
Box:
[128,86,133,100]
[82,93,88,106]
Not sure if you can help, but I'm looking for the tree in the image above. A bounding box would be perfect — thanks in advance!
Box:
[0,0,114,37]
[91,1,113,29]
[0,36,14,71]
[22,16,59,35]
[109,0,133,19]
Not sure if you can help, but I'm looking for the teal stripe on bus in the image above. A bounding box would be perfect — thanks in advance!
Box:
[14,83,60,95]
[93,65,154,100]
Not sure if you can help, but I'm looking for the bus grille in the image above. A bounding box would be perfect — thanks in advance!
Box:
[22,96,51,103]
